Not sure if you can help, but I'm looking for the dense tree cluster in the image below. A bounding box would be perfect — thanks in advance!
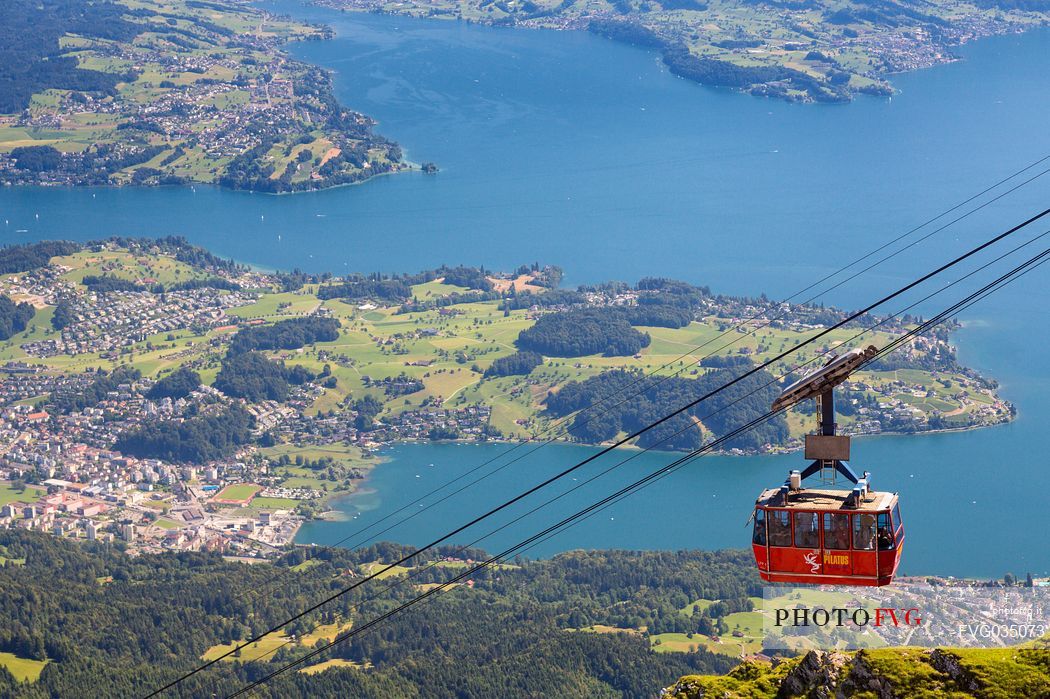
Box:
[436,266,494,291]
[51,367,141,413]
[0,295,35,341]
[699,354,752,369]
[623,304,694,328]
[499,288,587,311]
[317,278,413,303]
[484,350,544,377]
[228,317,340,355]
[9,146,64,173]
[50,299,76,330]
[80,275,146,293]
[0,241,81,274]
[545,365,789,451]
[637,276,710,301]
[145,367,202,400]
[517,308,651,357]
[214,351,314,402]
[507,279,703,355]
[113,404,254,463]
[0,531,752,697]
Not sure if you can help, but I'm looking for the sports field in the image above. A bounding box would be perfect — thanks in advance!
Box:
[211,484,262,505]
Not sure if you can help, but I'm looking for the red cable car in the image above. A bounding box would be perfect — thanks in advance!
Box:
[750,345,904,587]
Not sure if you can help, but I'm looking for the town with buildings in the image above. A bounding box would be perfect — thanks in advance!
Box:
[0,0,404,191]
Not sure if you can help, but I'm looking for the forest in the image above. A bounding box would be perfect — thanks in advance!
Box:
[145,367,202,400]
[0,241,81,274]
[0,530,753,697]
[50,300,75,331]
[112,404,254,463]
[545,365,789,451]
[484,350,544,377]
[0,295,35,341]
[317,278,414,303]
[213,351,315,403]
[81,275,146,294]
[517,308,652,357]
[227,317,341,355]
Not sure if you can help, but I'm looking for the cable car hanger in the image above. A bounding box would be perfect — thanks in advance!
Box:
[772,344,877,500]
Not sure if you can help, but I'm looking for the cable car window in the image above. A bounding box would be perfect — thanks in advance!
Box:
[822,513,850,550]
[752,509,767,545]
[877,512,894,550]
[892,504,903,532]
[768,510,792,547]
[853,513,876,550]
[794,511,819,548]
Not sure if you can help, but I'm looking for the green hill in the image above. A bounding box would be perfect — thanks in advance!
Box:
[664,646,1050,698]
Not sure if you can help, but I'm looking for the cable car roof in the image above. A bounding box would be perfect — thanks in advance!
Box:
[756,487,897,511]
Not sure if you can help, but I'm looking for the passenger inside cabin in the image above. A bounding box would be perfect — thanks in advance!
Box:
[794,511,819,548]
[752,509,766,546]
[823,513,850,550]
[767,510,792,547]
[854,513,876,550]
[877,512,894,550]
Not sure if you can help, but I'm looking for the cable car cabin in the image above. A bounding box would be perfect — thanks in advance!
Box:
[753,344,906,586]
[751,486,904,587]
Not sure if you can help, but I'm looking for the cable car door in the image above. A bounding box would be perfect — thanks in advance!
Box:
[850,512,879,577]
[821,512,852,578]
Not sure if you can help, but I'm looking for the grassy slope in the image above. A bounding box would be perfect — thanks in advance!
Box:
[664,646,1050,698]
[0,652,49,683]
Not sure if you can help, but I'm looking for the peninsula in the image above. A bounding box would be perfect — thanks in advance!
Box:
[0,238,1011,559]
[318,0,1050,102]
[0,0,404,191]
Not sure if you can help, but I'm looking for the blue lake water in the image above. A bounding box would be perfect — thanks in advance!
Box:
[1,3,1048,576]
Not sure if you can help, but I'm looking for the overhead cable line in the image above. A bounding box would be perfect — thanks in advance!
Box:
[146,205,1050,697]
